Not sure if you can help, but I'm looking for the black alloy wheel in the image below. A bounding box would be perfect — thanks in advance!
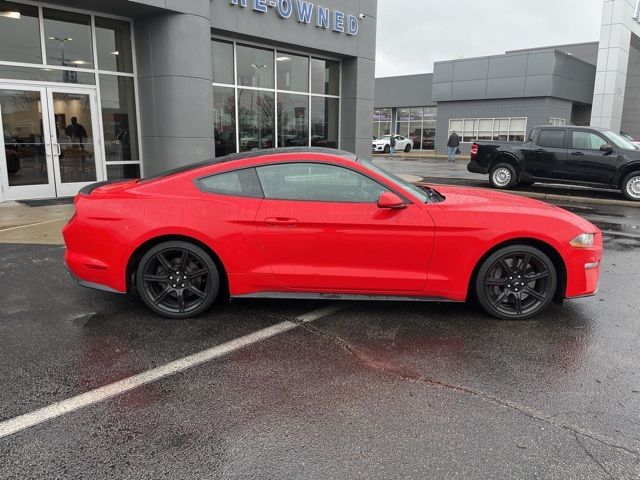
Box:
[475,245,557,320]
[136,241,219,319]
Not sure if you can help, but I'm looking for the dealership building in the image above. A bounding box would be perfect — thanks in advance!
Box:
[0,0,377,202]
[374,0,640,155]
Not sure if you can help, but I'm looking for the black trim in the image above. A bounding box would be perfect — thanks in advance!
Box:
[78,179,130,195]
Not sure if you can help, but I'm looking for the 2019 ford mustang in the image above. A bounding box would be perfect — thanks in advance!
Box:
[63,147,602,320]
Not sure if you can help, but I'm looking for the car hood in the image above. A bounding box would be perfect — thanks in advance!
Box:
[431,184,597,231]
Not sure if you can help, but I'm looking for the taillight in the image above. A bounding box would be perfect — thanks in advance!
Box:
[470,143,479,159]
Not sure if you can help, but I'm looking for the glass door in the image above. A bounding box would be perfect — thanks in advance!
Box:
[45,87,103,197]
[0,85,56,200]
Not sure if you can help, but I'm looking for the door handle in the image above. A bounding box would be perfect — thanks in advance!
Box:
[570,151,585,156]
[52,143,61,156]
[264,217,299,227]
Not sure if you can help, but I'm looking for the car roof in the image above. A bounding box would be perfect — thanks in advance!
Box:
[141,147,359,181]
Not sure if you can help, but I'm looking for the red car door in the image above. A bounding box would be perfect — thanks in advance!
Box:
[254,162,435,293]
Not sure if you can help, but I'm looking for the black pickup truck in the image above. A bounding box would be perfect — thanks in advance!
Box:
[467,126,640,201]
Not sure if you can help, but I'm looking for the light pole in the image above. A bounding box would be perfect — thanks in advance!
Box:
[47,36,73,66]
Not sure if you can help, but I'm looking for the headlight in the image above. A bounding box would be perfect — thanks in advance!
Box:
[569,233,595,248]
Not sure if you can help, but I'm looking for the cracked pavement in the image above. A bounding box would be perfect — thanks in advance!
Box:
[1,201,640,479]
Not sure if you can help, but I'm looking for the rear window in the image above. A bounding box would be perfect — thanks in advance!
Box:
[198,168,263,198]
[537,130,566,149]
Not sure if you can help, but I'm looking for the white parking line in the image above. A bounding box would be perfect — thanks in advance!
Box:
[0,303,346,440]
[0,218,68,233]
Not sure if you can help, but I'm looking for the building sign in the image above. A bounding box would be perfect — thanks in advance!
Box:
[229,0,359,36]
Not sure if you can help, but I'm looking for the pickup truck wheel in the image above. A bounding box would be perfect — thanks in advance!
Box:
[489,163,517,189]
[621,172,640,201]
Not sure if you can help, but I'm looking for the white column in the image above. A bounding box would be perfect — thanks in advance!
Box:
[591,0,640,132]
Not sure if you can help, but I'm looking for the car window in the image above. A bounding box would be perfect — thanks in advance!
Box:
[256,163,389,203]
[571,131,607,151]
[198,168,263,198]
[537,130,566,148]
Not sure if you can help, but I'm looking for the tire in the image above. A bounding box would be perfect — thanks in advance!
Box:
[489,163,517,189]
[621,172,640,201]
[136,240,220,319]
[404,144,412,153]
[474,245,557,320]
[384,145,390,154]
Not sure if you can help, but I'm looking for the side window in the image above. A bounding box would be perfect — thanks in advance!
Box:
[198,168,263,198]
[256,163,389,203]
[572,131,608,151]
[537,129,566,148]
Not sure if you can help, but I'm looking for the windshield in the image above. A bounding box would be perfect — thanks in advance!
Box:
[361,160,429,203]
[602,130,638,150]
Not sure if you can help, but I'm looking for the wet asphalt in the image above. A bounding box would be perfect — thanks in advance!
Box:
[1,201,640,479]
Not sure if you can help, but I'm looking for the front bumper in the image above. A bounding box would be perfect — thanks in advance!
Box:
[564,235,603,299]
[372,144,386,152]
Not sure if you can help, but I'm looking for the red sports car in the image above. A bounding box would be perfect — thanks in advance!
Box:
[63,147,602,320]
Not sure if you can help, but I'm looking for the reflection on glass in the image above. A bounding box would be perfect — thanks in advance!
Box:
[278,93,309,147]
[52,92,96,183]
[95,17,133,73]
[238,89,274,152]
[397,121,409,137]
[237,45,274,89]
[1,89,48,186]
[214,86,236,156]
[44,9,93,68]
[311,58,340,95]
[106,163,140,180]
[277,53,309,92]
[99,75,138,162]
[311,96,338,149]
[0,1,41,63]
[212,40,234,85]
[0,64,95,84]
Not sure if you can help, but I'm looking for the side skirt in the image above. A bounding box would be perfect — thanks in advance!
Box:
[231,292,459,302]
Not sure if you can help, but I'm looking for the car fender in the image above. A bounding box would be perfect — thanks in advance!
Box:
[614,161,640,186]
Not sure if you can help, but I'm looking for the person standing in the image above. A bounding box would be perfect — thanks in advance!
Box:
[389,134,396,157]
[447,131,461,162]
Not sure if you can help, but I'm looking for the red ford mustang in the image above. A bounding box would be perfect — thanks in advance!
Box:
[63,147,602,320]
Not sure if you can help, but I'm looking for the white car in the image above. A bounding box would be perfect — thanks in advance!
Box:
[372,135,412,154]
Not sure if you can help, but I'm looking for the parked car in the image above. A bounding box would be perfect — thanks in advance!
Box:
[620,131,640,149]
[372,135,412,154]
[468,126,640,201]
[64,147,601,321]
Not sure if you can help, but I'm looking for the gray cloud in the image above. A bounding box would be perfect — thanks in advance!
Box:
[375,0,604,77]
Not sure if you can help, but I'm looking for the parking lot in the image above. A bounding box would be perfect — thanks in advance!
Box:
[1,185,640,479]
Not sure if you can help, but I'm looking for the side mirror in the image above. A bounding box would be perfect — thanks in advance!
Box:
[600,144,614,154]
[377,191,406,209]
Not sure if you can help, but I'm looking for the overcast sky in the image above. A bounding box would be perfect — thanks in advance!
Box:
[375,0,604,77]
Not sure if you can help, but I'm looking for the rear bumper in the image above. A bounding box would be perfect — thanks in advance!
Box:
[66,264,124,294]
[64,249,127,294]
[467,159,487,174]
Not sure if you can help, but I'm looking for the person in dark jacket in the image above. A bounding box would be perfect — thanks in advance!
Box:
[389,134,396,157]
[447,131,461,162]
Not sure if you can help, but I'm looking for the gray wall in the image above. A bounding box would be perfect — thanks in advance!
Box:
[507,42,599,66]
[374,74,435,108]
[434,97,573,154]
[621,36,640,140]
[432,50,595,105]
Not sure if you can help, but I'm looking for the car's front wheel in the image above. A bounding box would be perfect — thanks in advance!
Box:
[136,241,220,319]
[475,245,557,320]
[489,163,517,189]
[384,145,390,154]
[621,172,640,201]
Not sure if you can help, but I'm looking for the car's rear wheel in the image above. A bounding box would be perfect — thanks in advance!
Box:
[489,163,517,189]
[475,245,557,320]
[136,241,219,319]
[621,172,640,201]
[404,144,412,153]
[384,145,390,154]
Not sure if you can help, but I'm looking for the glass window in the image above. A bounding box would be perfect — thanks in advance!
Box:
[278,92,309,148]
[238,89,274,151]
[107,164,140,180]
[0,1,41,64]
[276,53,309,92]
[236,45,274,89]
[213,86,236,157]
[43,9,93,68]
[99,75,139,162]
[311,96,338,148]
[397,108,410,122]
[397,122,409,137]
[537,129,566,148]
[256,163,387,203]
[212,40,234,85]
[95,17,133,73]
[311,58,339,95]
[572,131,607,150]
[199,168,263,198]
[0,64,95,84]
